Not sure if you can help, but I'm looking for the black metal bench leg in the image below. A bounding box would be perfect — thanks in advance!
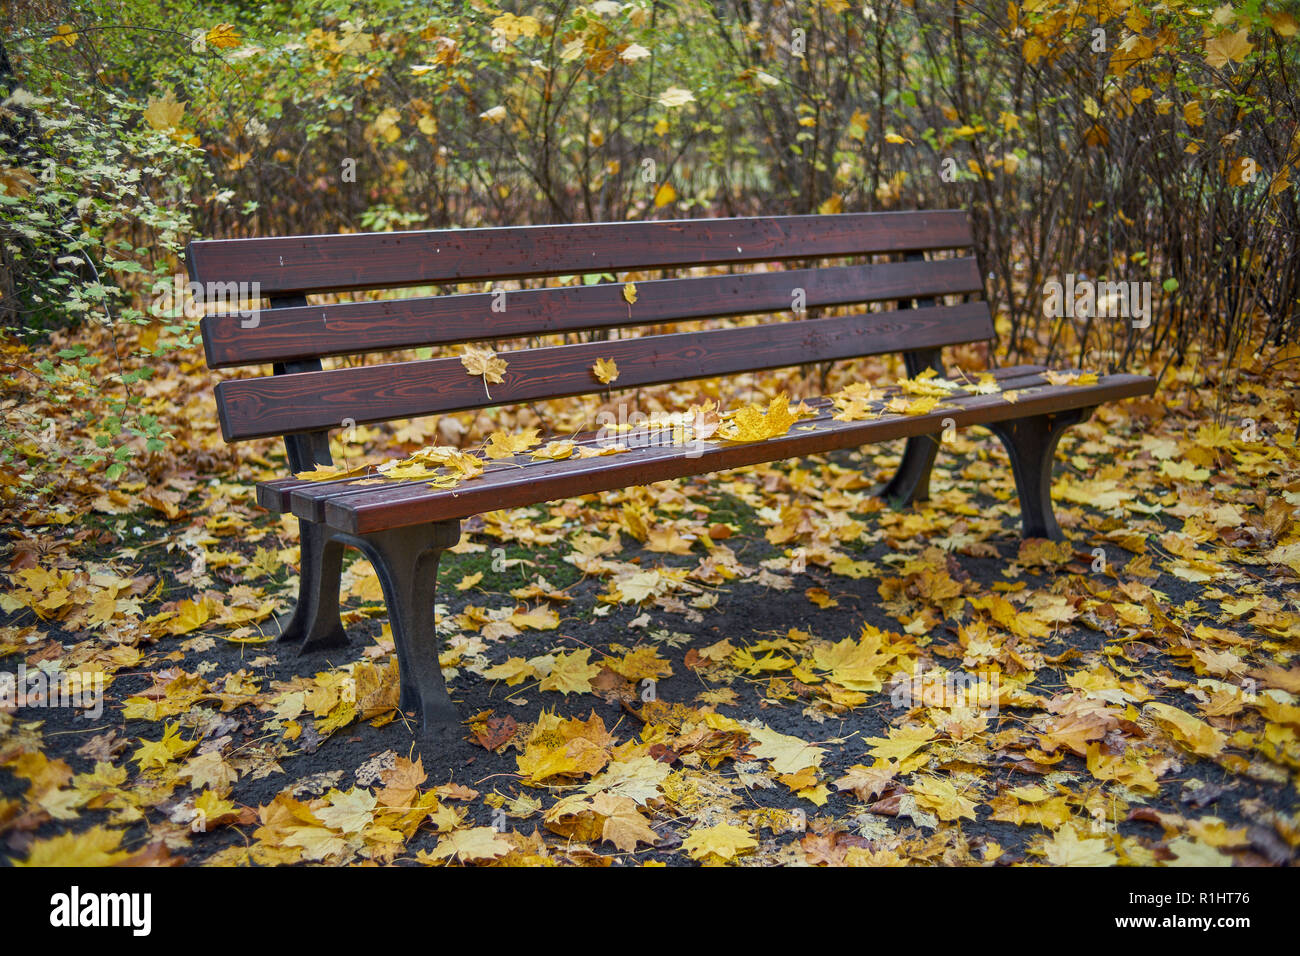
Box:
[877,344,944,507]
[988,409,1092,541]
[277,520,348,652]
[342,521,462,747]
[876,434,940,507]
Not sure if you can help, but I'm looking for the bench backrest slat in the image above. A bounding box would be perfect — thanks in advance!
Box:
[191,210,991,444]
[215,301,992,441]
[187,211,972,296]
[201,256,982,368]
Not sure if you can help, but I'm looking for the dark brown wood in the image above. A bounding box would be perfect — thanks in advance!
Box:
[186,210,975,297]
[201,257,982,369]
[280,373,1155,534]
[216,302,995,441]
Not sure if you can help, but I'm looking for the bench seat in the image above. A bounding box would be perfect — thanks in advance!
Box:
[258,366,1152,535]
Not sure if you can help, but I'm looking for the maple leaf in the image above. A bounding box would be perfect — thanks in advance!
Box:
[1085,744,1162,795]
[885,394,945,416]
[46,24,78,46]
[591,792,659,852]
[206,23,242,49]
[316,788,378,833]
[469,714,519,753]
[909,776,978,822]
[143,90,186,132]
[898,368,960,397]
[683,822,757,861]
[530,440,576,461]
[538,649,601,695]
[748,725,826,774]
[722,392,799,442]
[516,712,613,782]
[658,87,695,109]
[178,750,237,794]
[582,756,672,805]
[1204,28,1253,69]
[833,763,897,801]
[622,282,638,306]
[592,357,620,385]
[608,645,673,682]
[509,605,560,631]
[864,724,935,763]
[543,794,604,843]
[460,346,508,396]
[484,427,540,460]
[1040,825,1117,867]
[481,657,541,686]
[806,586,838,608]
[685,401,722,443]
[1144,702,1227,758]
[134,722,197,771]
[12,825,131,866]
[617,569,667,603]
[812,628,894,691]
[283,825,348,861]
[644,526,695,555]
[576,441,631,459]
[167,596,213,635]
[1250,665,1300,694]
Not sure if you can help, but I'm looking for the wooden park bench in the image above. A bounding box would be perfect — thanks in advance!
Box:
[189,211,1155,747]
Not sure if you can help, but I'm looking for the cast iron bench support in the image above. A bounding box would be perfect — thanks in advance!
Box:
[331,521,462,743]
[989,408,1092,541]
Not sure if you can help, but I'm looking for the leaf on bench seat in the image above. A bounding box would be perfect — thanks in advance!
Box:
[965,372,1002,395]
[1043,370,1099,386]
[720,392,800,443]
[484,427,541,459]
[885,395,951,416]
[293,462,373,481]
[898,367,962,397]
[375,444,484,484]
[531,440,576,461]
[831,382,885,422]
[575,442,631,459]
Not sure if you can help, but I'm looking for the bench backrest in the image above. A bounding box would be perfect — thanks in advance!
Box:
[188,211,991,469]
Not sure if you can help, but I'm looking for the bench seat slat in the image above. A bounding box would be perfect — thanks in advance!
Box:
[187,211,974,297]
[202,257,983,369]
[270,373,1154,534]
[257,363,1052,516]
[216,302,994,441]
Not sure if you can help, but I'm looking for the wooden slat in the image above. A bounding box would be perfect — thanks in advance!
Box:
[261,364,1054,519]
[201,257,983,369]
[291,374,1156,534]
[216,301,995,441]
[186,211,974,297]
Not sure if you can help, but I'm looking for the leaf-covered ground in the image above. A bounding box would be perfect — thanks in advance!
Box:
[2,327,1298,867]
